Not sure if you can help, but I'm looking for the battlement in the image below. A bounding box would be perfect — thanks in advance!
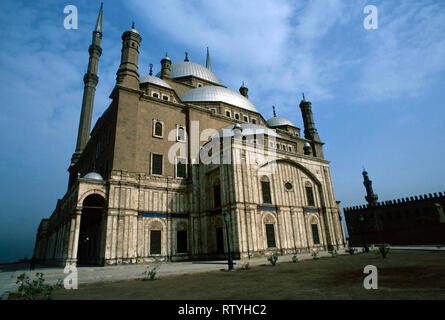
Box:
[344,191,445,213]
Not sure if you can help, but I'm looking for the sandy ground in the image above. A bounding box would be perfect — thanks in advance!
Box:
[45,250,445,300]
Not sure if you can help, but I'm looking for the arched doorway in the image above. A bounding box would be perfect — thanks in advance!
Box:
[77,194,106,266]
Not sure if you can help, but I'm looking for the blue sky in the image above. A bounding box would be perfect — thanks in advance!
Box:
[0,0,444,262]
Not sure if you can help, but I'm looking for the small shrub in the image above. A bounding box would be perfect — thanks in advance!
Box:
[142,266,159,281]
[241,262,250,270]
[329,249,338,258]
[347,247,356,255]
[311,250,319,260]
[15,273,54,300]
[378,244,390,258]
[292,255,299,263]
[267,254,279,266]
[54,279,64,289]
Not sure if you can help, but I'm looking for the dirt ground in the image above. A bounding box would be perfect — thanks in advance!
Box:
[50,250,445,300]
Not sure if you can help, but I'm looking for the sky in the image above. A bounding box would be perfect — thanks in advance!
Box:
[0,0,444,262]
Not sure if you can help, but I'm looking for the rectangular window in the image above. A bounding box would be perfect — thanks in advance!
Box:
[311,224,320,245]
[266,224,276,248]
[251,118,257,124]
[152,92,159,98]
[152,154,163,175]
[214,184,221,208]
[176,157,187,178]
[225,110,231,117]
[243,115,249,122]
[216,227,224,253]
[177,230,187,253]
[261,181,272,204]
[288,145,292,152]
[306,186,315,206]
[234,113,240,120]
[150,230,161,254]
[162,95,169,101]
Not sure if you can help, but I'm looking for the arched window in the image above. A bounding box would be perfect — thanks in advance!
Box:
[177,126,185,141]
[305,183,315,207]
[154,121,163,138]
[311,223,320,245]
[260,176,272,204]
[264,214,276,248]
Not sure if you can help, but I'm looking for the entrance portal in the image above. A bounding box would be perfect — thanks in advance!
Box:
[77,194,105,266]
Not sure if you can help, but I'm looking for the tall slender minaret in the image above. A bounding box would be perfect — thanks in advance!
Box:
[299,93,321,142]
[206,47,211,71]
[70,3,103,166]
[363,169,378,206]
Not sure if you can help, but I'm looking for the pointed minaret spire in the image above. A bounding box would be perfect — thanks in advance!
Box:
[94,3,103,33]
[70,3,104,169]
[206,47,212,71]
[272,105,277,117]
[362,169,378,206]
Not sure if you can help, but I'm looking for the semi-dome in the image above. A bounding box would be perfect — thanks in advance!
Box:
[267,116,295,128]
[140,75,172,89]
[180,86,259,113]
[157,61,221,85]
[82,172,104,181]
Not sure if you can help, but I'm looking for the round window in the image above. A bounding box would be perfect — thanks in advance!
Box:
[285,182,293,190]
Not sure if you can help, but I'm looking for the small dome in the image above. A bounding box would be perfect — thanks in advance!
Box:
[140,75,172,89]
[126,23,139,35]
[180,86,259,113]
[82,172,104,181]
[158,61,221,85]
[267,116,295,128]
[304,142,311,148]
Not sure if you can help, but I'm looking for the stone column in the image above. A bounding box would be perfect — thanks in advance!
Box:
[66,208,81,267]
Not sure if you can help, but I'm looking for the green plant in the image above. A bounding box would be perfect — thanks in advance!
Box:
[15,272,54,300]
[329,249,338,258]
[54,278,64,289]
[292,255,299,263]
[311,250,319,260]
[347,247,356,255]
[378,244,390,258]
[241,262,250,270]
[267,253,279,266]
[142,266,159,281]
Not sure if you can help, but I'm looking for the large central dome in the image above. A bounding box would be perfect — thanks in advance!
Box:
[157,61,222,85]
[180,86,259,113]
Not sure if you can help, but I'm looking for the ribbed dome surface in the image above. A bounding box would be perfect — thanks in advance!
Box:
[140,75,172,89]
[157,61,221,85]
[180,86,259,113]
[267,116,295,128]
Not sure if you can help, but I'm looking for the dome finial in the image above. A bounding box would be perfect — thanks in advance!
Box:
[132,21,135,29]
[272,105,277,117]
[239,81,248,98]
[302,92,305,100]
[149,63,153,76]
[184,51,189,62]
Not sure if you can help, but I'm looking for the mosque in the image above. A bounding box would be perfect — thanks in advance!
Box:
[33,4,346,266]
